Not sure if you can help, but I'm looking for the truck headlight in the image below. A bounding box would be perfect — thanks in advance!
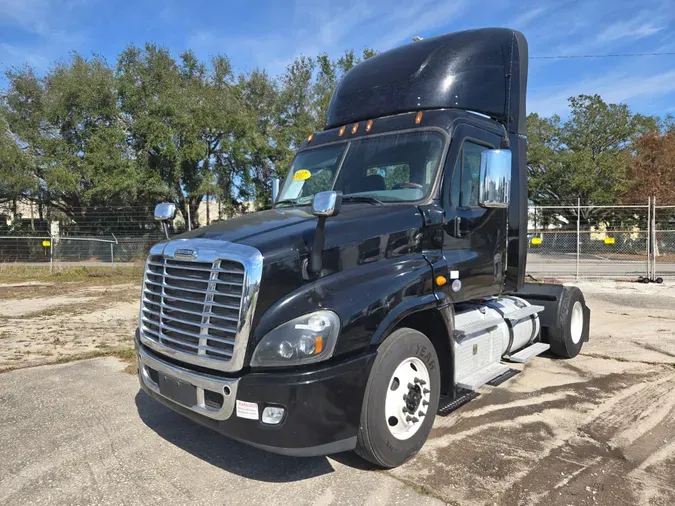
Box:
[251,310,340,367]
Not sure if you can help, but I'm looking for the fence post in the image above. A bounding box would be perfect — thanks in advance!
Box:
[111,233,118,270]
[49,237,54,274]
[652,196,657,280]
[647,196,651,279]
[576,198,581,281]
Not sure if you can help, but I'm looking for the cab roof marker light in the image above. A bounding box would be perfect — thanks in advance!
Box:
[338,125,346,136]
[415,111,423,124]
[365,120,373,132]
[307,133,314,142]
[351,123,359,134]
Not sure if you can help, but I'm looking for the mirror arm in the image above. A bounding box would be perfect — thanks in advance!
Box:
[454,216,462,238]
[161,221,171,240]
[309,216,327,276]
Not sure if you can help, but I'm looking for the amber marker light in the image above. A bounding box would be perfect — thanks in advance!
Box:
[435,275,447,286]
[338,125,346,136]
[365,119,373,132]
[351,123,359,134]
[415,111,424,124]
[307,133,314,142]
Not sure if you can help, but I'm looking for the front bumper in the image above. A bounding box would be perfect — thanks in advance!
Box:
[136,334,376,457]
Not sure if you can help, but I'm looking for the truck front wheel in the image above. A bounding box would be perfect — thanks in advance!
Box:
[355,328,440,468]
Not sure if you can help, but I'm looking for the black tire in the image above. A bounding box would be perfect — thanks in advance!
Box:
[355,328,441,468]
[656,277,664,284]
[548,286,586,359]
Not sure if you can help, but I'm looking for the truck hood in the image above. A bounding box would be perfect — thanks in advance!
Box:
[176,204,425,265]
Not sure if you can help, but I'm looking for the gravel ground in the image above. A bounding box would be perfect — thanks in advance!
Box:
[0,279,674,505]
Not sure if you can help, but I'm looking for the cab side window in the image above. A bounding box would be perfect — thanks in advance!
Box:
[451,140,488,207]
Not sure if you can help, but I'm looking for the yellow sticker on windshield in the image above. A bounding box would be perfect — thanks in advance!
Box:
[293,169,311,181]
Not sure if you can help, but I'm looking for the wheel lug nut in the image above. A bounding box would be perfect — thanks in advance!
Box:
[423,400,429,406]
[414,377,419,383]
[418,410,425,417]
[402,407,409,413]
[423,388,430,394]
[406,415,413,422]
[418,379,427,386]
[412,416,419,423]
[408,383,414,389]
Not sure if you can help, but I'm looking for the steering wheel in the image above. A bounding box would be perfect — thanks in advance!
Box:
[392,182,423,190]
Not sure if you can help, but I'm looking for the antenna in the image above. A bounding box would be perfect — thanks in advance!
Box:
[412,36,423,42]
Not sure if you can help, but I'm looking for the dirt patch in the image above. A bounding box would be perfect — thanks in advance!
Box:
[0,283,140,371]
[388,280,675,505]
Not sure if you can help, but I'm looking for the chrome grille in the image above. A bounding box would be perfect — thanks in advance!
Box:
[140,255,245,362]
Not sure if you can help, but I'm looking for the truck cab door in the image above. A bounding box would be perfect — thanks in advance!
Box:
[440,124,507,301]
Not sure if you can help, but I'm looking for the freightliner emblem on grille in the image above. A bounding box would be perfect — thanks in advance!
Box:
[174,248,197,260]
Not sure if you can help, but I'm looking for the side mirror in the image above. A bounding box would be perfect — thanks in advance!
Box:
[271,178,280,203]
[311,191,343,217]
[154,203,177,221]
[154,203,176,240]
[479,149,511,208]
[308,191,342,277]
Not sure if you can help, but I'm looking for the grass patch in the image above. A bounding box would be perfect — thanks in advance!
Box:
[0,331,10,339]
[0,265,144,285]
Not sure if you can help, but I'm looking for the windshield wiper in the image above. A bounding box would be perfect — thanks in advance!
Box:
[342,195,385,205]
[274,198,297,208]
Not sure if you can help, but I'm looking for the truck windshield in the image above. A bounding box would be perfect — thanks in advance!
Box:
[276,131,445,205]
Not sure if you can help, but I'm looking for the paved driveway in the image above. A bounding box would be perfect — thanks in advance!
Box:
[2,281,675,505]
[0,358,442,506]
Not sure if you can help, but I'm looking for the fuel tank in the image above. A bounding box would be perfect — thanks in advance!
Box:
[453,296,541,382]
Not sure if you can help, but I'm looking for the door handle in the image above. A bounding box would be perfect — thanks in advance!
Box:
[453,216,462,238]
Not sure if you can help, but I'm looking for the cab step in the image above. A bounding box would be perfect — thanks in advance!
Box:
[506,342,550,363]
[437,389,479,416]
[486,367,520,386]
[456,363,511,391]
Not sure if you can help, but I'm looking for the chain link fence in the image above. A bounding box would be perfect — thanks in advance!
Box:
[1,200,674,278]
[654,204,675,279]
[0,204,171,270]
[528,199,674,279]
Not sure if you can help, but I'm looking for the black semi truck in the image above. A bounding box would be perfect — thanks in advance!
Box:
[136,28,591,468]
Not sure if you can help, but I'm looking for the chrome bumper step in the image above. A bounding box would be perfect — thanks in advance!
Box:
[138,345,239,421]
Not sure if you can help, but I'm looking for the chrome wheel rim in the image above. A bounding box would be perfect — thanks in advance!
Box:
[385,357,431,440]
[570,301,583,344]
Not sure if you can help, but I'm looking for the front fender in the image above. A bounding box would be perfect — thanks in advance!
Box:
[252,254,437,359]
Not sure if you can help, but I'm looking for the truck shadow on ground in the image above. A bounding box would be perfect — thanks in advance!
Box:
[134,390,374,481]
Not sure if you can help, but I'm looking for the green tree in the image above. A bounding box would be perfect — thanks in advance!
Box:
[116,44,248,228]
[527,95,660,207]
[3,55,150,228]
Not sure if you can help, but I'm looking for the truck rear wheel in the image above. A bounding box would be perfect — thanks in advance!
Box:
[355,328,440,468]
[547,286,586,358]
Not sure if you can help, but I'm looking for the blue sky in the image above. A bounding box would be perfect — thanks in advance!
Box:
[1,0,674,118]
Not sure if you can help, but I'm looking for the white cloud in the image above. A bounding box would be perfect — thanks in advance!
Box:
[0,29,87,72]
[0,0,50,35]
[597,19,663,43]
[371,0,466,50]
[0,42,50,69]
[529,69,675,117]
[0,0,92,73]
[188,0,467,76]
[510,6,547,30]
